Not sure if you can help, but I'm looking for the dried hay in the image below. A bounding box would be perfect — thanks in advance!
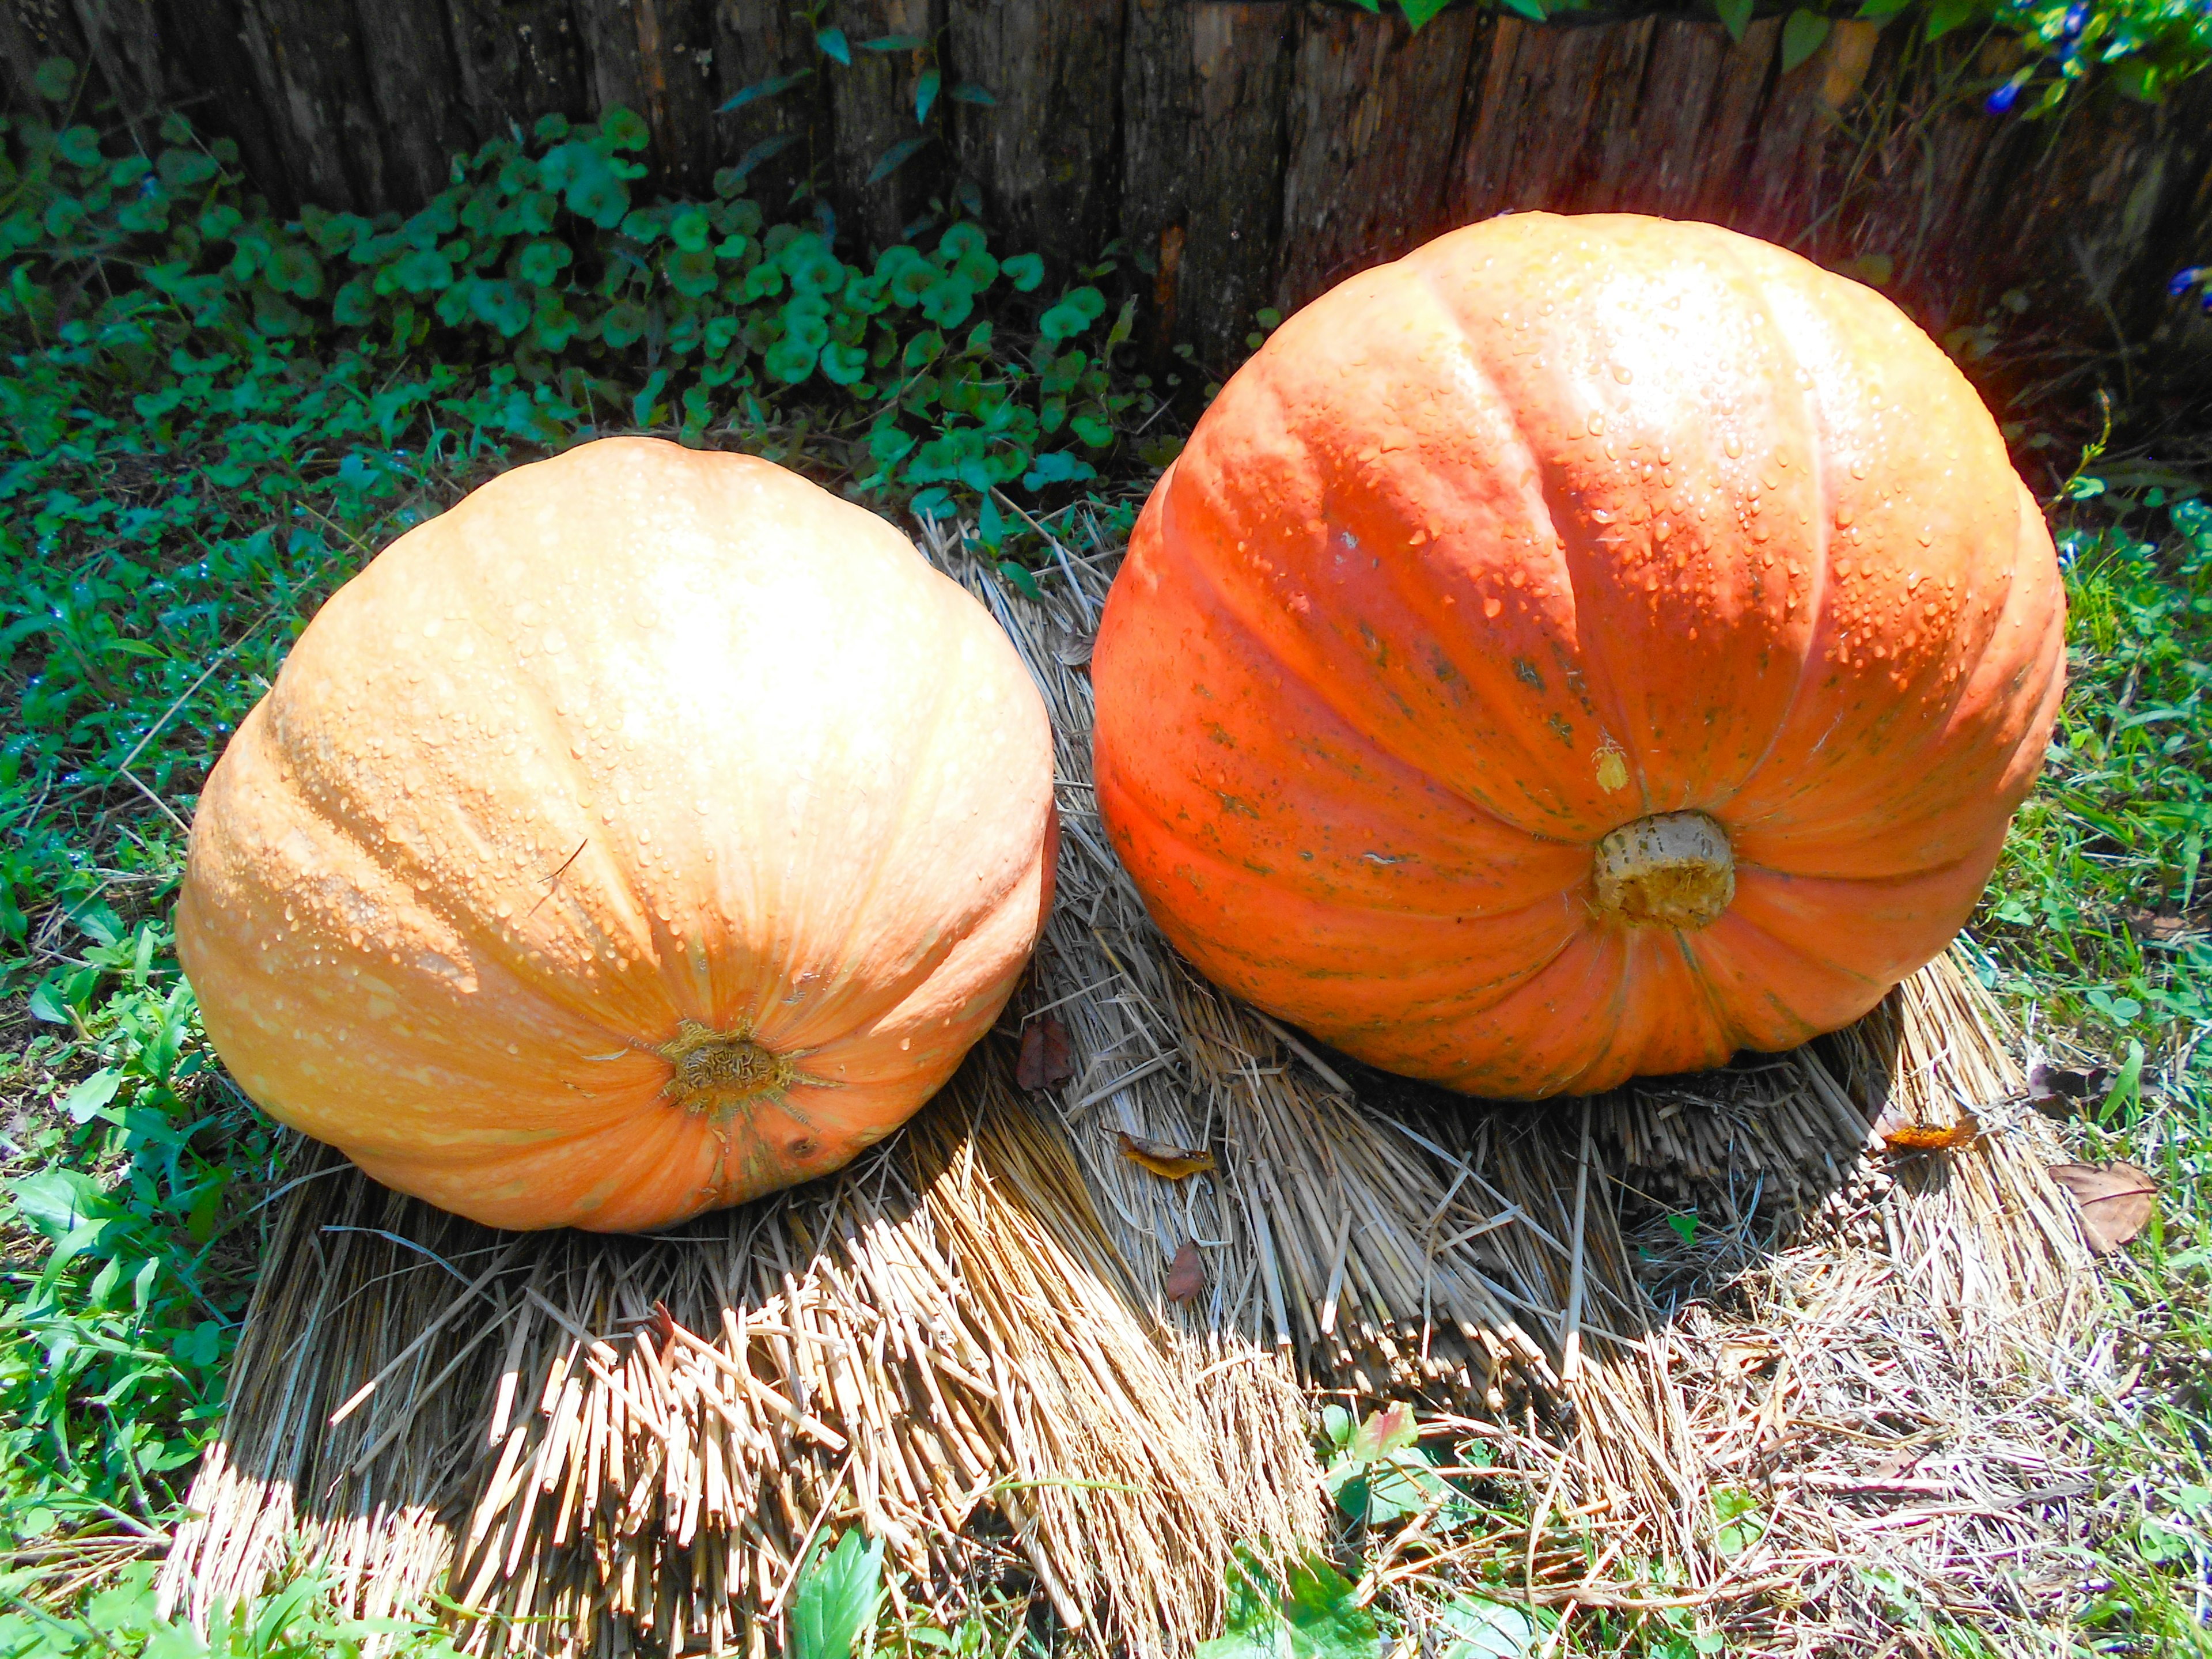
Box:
[161,517,2101,1655]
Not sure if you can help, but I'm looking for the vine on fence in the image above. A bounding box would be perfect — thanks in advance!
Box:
[1357,0,2211,111]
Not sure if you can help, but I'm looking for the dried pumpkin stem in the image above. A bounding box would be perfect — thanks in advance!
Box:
[657,1021,798,1118]
[1590,811,1734,930]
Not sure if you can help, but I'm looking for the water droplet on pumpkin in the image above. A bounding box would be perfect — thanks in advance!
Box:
[1851,459,1869,479]
[1612,364,1633,384]
[1587,413,1605,436]
[1724,437,1743,459]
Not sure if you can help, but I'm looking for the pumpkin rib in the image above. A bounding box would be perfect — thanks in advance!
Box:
[263,691,654,1059]
[1145,522,1523,854]
[1157,298,1612,842]
[248,536,679,1053]
[1685,248,1838,823]
[1406,255,1661,824]
[1720,514,2046,872]
[1149,438,1582,854]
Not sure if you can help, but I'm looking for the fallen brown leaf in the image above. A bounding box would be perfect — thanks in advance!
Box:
[1117,1132,1217,1180]
[2048,1161,2158,1254]
[2123,905,2198,944]
[1872,1101,1981,1153]
[1879,1111,1982,1153]
[1165,1240,1205,1303]
[1016,1015,1073,1091]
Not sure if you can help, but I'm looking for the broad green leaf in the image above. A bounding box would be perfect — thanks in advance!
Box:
[1922,0,1977,39]
[33,55,76,101]
[1438,1596,1548,1659]
[62,1069,122,1124]
[1399,0,1453,26]
[11,1168,112,1242]
[862,33,927,51]
[1781,9,1832,71]
[916,66,942,124]
[1715,0,1753,41]
[789,1530,883,1659]
[816,27,852,65]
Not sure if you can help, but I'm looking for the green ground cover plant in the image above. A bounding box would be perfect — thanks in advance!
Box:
[1,44,2208,1659]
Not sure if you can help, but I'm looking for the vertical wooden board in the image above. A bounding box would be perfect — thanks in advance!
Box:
[629,0,720,192]
[63,0,171,124]
[1119,0,1295,368]
[351,0,474,202]
[442,0,589,141]
[1274,0,1482,312]
[1448,18,1646,224]
[572,0,645,125]
[1594,17,1728,218]
[232,0,401,211]
[704,0,827,212]
[944,0,1124,271]
[1730,24,1838,244]
[824,0,946,256]
[1683,17,1779,227]
[149,0,295,206]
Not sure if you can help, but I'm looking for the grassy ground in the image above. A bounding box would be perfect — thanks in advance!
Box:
[0,82,2208,1659]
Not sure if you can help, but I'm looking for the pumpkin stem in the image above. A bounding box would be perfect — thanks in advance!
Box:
[656,1020,798,1119]
[1591,812,1734,930]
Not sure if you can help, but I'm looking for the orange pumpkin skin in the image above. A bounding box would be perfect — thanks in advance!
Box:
[1093,214,2062,1099]
[179,438,1056,1231]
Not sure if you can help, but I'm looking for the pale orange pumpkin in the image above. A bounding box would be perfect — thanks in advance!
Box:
[1093,214,2063,1099]
[179,438,1056,1231]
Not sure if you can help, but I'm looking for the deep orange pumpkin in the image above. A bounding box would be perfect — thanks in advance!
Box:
[1093,214,2063,1098]
[179,438,1056,1230]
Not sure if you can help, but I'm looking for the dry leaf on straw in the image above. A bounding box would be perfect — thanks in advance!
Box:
[1876,1107,1982,1153]
[1117,1132,1217,1180]
[2047,1162,2158,1254]
[1016,1016,1074,1091]
[1164,1241,1205,1302]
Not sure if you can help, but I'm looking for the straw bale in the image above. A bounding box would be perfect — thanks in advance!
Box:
[159,513,2100,1655]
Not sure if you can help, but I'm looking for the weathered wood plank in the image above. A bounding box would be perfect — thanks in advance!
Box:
[1450,14,1677,222]
[147,0,289,203]
[945,0,1124,271]
[1275,0,1482,309]
[1120,0,1296,368]
[825,0,946,255]
[230,0,399,211]
[442,0,589,141]
[351,0,473,202]
[704,0,827,211]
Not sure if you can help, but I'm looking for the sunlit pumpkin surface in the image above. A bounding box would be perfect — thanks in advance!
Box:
[1094,214,2064,1099]
[179,439,1056,1230]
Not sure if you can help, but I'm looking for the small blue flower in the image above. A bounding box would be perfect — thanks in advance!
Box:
[1986,79,2023,112]
[2171,267,2206,298]
[2061,1,2088,35]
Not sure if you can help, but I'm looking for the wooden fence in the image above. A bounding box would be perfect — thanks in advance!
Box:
[6,0,2210,361]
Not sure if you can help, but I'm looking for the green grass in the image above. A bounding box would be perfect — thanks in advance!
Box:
[2,63,2210,1659]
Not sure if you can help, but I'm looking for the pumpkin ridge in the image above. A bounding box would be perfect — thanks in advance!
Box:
[805,577,991,1031]
[1715,514,2036,853]
[256,544,674,1052]
[1404,249,1656,824]
[1151,453,1574,850]
[1691,251,1839,820]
